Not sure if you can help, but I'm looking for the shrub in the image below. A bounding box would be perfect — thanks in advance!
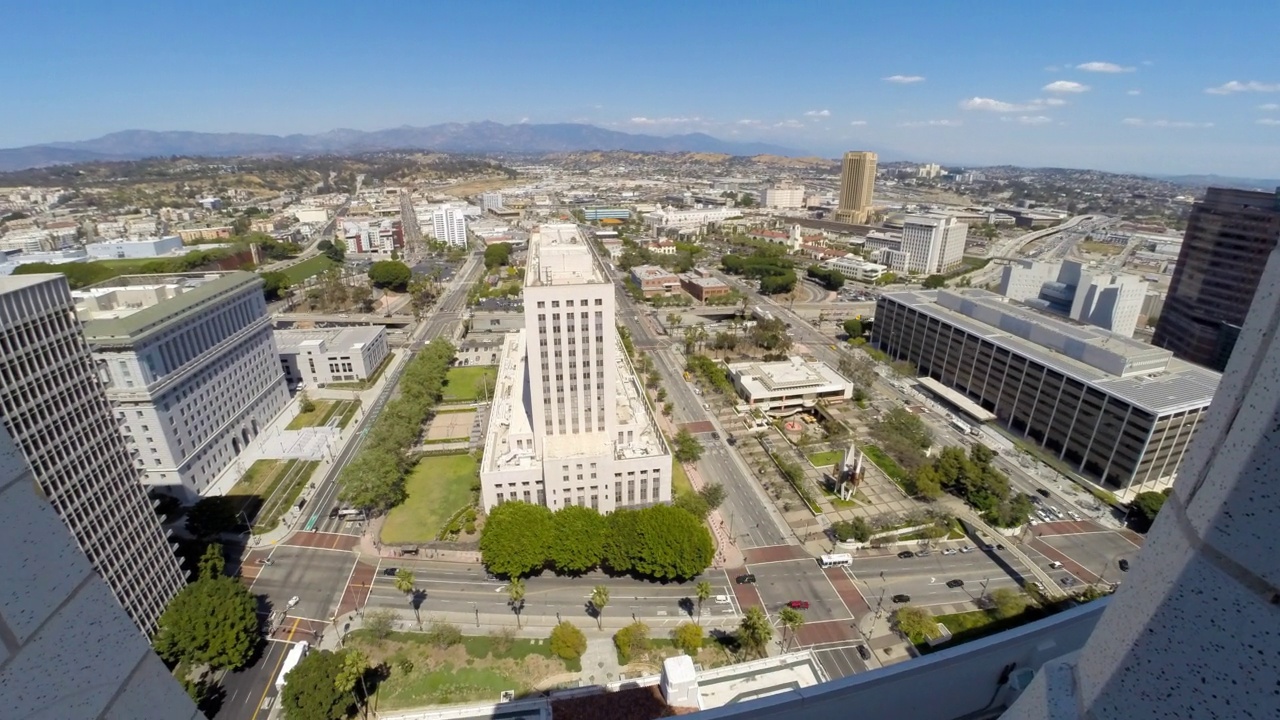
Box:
[550,622,587,662]
[613,621,651,664]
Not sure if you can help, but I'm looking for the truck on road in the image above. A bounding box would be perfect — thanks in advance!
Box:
[276,641,309,692]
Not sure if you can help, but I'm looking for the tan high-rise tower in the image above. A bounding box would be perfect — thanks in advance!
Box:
[834,150,877,224]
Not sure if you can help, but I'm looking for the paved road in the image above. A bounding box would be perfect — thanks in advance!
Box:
[848,542,1033,609]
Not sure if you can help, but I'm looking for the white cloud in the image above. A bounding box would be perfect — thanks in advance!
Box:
[898,119,961,127]
[1076,61,1135,73]
[1259,103,1280,111]
[518,117,530,124]
[1259,118,1280,126]
[1002,116,1053,125]
[883,75,925,84]
[804,109,831,118]
[849,120,868,126]
[1122,118,1214,128]
[1126,90,1142,96]
[773,119,804,129]
[1043,81,1091,93]
[736,119,761,125]
[1205,80,1280,95]
[628,116,703,125]
[1042,97,1068,106]
[960,97,1036,112]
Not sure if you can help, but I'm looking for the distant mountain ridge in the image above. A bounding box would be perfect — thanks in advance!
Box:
[0,122,805,171]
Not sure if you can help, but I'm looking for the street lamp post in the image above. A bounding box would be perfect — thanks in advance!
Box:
[472,602,479,628]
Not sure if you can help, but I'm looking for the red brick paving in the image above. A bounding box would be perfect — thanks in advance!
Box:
[744,545,812,564]
[823,567,871,616]
[284,531,359,551]
[337,561,378,618]
[1034,520,1100,536]
[794,619,857,647]
[725,566,763,612]
[681,421,716,434]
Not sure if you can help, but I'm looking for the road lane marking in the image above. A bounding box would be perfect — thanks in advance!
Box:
[250,618,300,720]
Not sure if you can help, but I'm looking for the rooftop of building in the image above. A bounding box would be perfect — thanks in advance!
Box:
[274,326,384,354]
[88,235,180,245]
[459,335,506,350]
[728,356,851,394]
[632,265,680,281]
[678,274,730,287]
[74,271,261,342]
[882,289,1220,414]
[526,224,605,287]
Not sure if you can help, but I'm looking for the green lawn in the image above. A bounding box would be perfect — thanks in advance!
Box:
[381,453,476,544]
[223,459,319,534]
[378,662,519,708]
[286,399,361,430]
[929,606,1049,651]
[281,255,337,283]
[441,366,498,403]
[672,458,694,499]
[807,450,844,467]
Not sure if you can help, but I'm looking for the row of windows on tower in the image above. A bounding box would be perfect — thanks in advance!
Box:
[536,299,604,309]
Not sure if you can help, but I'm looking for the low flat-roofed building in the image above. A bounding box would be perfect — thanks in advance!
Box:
[456,335,504,366]
[822,255,887,283]
[679,273,732,301]
[872,288,1220,495]
[275,326,390,387]
[86,235,184,259]
[631,265,681,297]
[728,356,854,413]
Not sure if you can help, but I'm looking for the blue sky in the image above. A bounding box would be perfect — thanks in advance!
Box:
[4,1,1279,177]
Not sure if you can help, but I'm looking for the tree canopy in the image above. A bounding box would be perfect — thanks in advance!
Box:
[842,317,864,339]
[922,274,948,289]
[367,260,412,292]
[261,271,292,301]
[736,607,773,658]
[479,501,554,577]
[278,648,353,720]
[673,428,704,463]
[806,264,845,291]
[153,576,259,671]
[1130,490,1170,532]
[484,242,512,270]
[602,505,715,580]
[185,495,241,538]
[548,505,607,574]
[550,622,587,661]
[893,606,941,643]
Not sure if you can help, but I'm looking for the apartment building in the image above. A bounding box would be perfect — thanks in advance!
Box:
[276,326,390,386]
[761,183,806,209]
[900,213,968,275]
[480,224,671,512]
[872,289,1219,495]
[74,272,290,501]
[0,274,186,634]
[1153,186,1280,370]
[431,205,469,248]
[481,192,505,212]
[340,218,403,254]
[834,151,877,224]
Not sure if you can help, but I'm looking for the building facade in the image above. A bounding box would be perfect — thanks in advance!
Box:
[1153,186,1280,370]
[901,214,967,275]
[480,224,671,513]
[583,207,631,221]
[456,335,504,367]
[643,206,738,232]
[480,192,505,212]
[0,274,186,634]
[872,289,1219,495]
[431,205,469,248]
[0,426,201,719]
[75,272,290,500]
[834,151,877,225]
[821,255,887,283]
[1000,259,1149,337]
[679,274,732,301]
[761,183,806,209]
[86,235,184,259]
[276,326,390,386]
[630,265,682,297]
[728,357,854,413]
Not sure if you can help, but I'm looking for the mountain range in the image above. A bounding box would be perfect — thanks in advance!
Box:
[0,122,805,172]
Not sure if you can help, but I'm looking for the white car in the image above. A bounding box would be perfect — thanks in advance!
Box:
[942,548,958,556]
[1068,511,1082,521]
[959,545,974,554]
[713,595,732,605]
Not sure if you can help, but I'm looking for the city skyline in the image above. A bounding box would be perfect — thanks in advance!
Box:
[1,2,1278,176]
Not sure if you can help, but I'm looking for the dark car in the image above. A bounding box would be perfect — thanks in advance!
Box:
[897,550,915,559]
[736,573,757,584]
[382,567,399,577]
[711,432,720,440]
[328,506,341,519]
[1061,577,1076,586]
[856,644,871,660]
[1118,559,1130,572]
[946,579,965,589]
[787,600,810,610]
[892,594,911,603]
[1036,488,1052,498]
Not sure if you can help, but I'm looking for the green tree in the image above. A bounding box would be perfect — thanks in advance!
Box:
[335,648,369,716]
[922,274,948,289]
[694,580,712,625]
[479,501,555,577]
[298,390,316,414]
[736,606,773,658]
[549,621,587,662]
[778,606,805,651]
[875,407,934,450]
[322,240,346,263]
[278,648,351,720]
[699,483,727,511]
[363,608,396,640]
[261,271,292,301]
[590,585,611,630]
[483,242,512,270]
[153,577,259,671]
[672,622,704,655]
[424,619,463,649]
[673,428,704,463]
[842,317,864,338]
[910,464,945,500]
[893,606,941,644]
[613,621,651,664]
[197,543,226,580]
[674,491,710,519]
[1130,490,1169,531]
[507,577,526,629]
[987,588,1028,619]
[831,517,873,543]
[548,505,607,574]
[184,495,241,538]
[602,506,715,580]
[367,260,412,291]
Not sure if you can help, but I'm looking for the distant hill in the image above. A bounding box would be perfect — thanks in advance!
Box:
[1157,174,1280,191]
[0,122,805,171]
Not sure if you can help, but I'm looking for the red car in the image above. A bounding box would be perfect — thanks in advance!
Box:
[787,600,810,610]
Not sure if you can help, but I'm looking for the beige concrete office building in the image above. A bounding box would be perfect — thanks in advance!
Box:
[834,151,878,225]
[872,289,1219,495]
[480,224,671,512]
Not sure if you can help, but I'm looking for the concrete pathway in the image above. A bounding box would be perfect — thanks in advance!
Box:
[579,637,624,685]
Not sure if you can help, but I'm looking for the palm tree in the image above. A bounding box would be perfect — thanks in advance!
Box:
[737,606,773,659]
[667,312,683,328]
[694,581,712,625]
[394,569,419,628]
[778,607,805,651]
[507,578,526,629]
[335,648,371,719]
[590,585,610,630]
